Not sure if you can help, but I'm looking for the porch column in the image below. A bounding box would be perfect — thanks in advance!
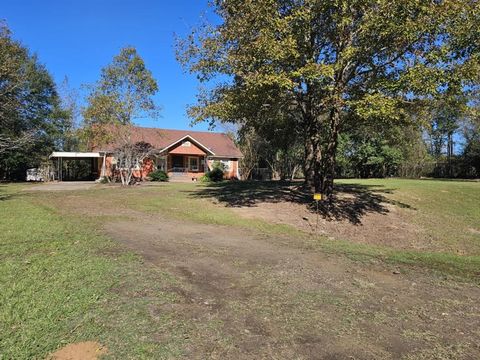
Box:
[205,156,211,171]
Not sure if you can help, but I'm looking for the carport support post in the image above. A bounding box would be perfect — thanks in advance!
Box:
[57,157,61,181]
[100,153,106,178]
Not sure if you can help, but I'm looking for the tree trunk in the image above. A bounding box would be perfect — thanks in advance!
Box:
[303,118,320,190]
[291,164,299,181]
[447,132,453,177]
[303,137,314,188]
[319,105,341,199]
[242,167,253,180]
[120,170,125,186]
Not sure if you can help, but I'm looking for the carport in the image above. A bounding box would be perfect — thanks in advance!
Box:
[49,152,106,181]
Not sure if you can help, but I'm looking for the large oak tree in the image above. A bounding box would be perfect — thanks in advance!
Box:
[178,0,479,197]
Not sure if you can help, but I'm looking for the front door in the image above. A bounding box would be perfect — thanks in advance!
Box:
[172,155,184,171]
[188,157,199,172]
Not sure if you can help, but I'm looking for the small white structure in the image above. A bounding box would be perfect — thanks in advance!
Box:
[26,168,44,182]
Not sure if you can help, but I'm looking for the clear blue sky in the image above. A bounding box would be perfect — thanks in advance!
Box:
[2,0,213,131]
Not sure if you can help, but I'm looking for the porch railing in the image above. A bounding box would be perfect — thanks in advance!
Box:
[168,167,200,173]
[169,167,186,173]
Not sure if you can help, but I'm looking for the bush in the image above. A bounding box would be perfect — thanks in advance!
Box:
[200,161,225,182]
[149,170,169,182]
[206,167,224,182]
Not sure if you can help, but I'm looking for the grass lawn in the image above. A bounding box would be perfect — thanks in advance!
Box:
[337,178,480,254]
[331,178,480,279]
[0,184,192,358]
[122,179,480,281]
[0,178,479,359]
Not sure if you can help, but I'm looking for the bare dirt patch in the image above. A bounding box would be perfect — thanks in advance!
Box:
[232,199,432,250]
[26,182,97,192]
[193,181,443,252]
[47,342,107,360]
[102,216,480,359]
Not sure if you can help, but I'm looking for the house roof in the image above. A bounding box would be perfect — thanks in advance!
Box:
[161,134,215,155]
[100,126,243,158]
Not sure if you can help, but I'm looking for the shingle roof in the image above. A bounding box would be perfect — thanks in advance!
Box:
[102,126,243,158]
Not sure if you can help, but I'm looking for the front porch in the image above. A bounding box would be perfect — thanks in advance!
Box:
[156,154,207,181]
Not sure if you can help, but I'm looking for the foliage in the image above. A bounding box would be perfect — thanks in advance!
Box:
[461,116,480,177]
[204,161,225,182]
[111,125,159,186]
[238,127,262,180]
[82,46,160,148]
[207,167,224,182]
[337,133,403,178]
[81,47,161,185]
[149,169,169,182]
[0,22,68,179]
[178,0,480,194]
[238,127,301,180]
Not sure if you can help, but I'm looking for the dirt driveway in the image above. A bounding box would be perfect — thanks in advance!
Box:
[26,181,97,191]
[48,190,480,359]
[102,218,479,358]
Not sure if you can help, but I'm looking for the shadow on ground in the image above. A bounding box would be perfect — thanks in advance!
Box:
[0,184,20,202]
[190,181,414,225]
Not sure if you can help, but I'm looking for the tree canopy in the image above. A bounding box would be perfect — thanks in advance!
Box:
[82,46,161,184]
[0,22,68,180]
[178,0,480,196]
[82,46,160,147]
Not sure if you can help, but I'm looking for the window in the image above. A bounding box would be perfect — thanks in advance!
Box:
[182,140,191,147]
[220,160,231,171]
[156,156,166,171]
[133,158,141,170]
[188,157,199,171]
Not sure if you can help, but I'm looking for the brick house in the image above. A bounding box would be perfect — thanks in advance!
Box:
[50,126,243,181]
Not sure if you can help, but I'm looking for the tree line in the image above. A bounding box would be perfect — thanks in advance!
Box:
[0,21,160,182]
[237,102,480,181]
[0,23,72,179]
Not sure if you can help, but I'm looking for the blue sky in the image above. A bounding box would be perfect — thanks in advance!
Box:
[2,0,213,131]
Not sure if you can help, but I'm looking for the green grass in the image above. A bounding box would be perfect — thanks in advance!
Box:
[337,178,480,254]
[327,178,480,280]
[316,237,480,281]
[0,185,198,359]
[1,178,479,357]
[114,180,480,281]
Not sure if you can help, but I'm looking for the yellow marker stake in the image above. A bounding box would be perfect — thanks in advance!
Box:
[313,193,322,231]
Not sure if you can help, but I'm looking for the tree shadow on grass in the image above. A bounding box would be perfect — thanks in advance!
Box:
[0,184,22,202]
[189,180,414,225]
